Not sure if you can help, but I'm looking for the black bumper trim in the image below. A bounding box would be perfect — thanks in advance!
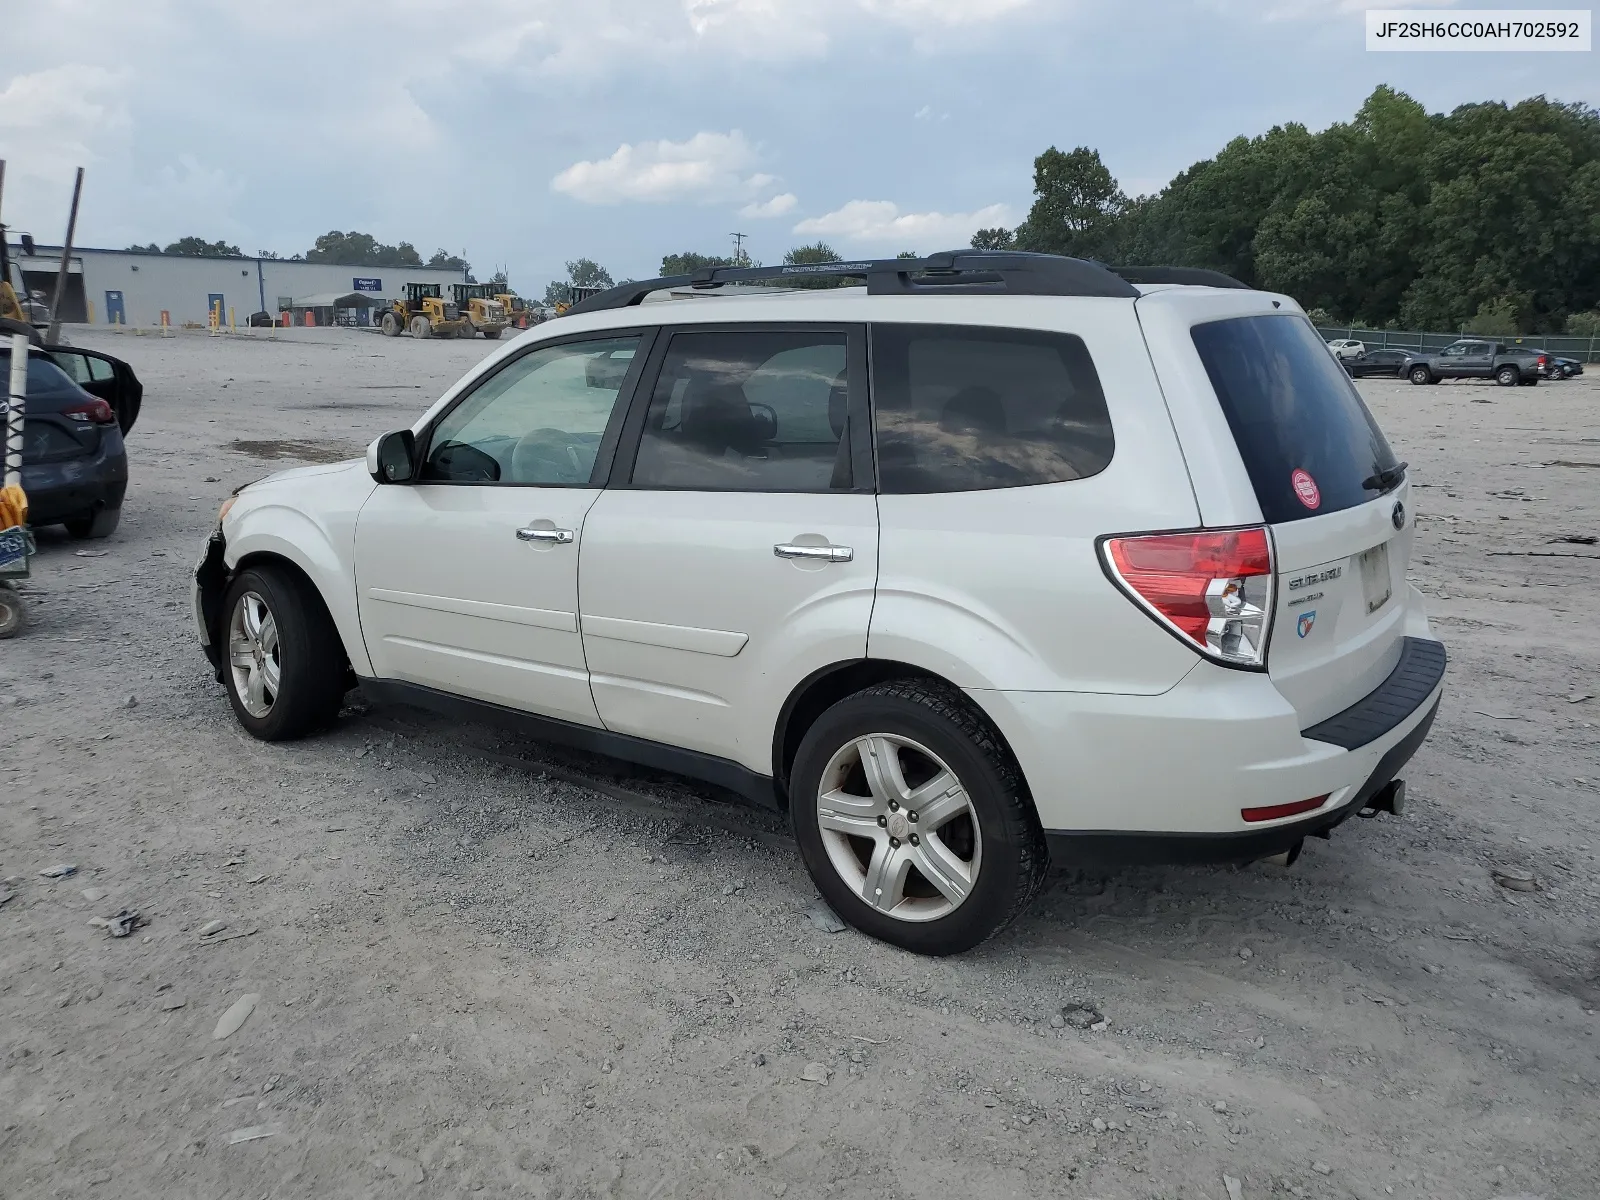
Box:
[1044,694,1440,868]
[1301,637,1447,750]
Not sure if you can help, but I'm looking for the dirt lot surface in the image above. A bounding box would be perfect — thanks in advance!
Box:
[2,328,1597,1199]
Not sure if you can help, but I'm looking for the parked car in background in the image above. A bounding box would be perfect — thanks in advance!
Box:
[46,344,144,434]
[1327,338,1365,359]
[192,251,1442,956]
[1405,340,1543,386]
[1341,348,1410,378]
[1542,355,1583,379]
[0,345,129,538]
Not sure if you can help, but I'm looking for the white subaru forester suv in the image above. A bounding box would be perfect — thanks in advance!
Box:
[194,252,1444,956]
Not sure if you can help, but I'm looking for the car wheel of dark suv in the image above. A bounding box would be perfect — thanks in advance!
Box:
[789,679,1047,955]
[65,505,120,540]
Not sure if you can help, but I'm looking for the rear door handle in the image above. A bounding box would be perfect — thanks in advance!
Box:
[774,543,852,563]
[517,527,574,544]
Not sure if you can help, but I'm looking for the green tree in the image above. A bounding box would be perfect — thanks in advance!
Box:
[1568,310,1600,336]
[428,248,470,276]
[125,242,161,253]
[544,258,614,307]
[970,228,1015,250]
[661,251,731,276]
[1014,146,1127,260]
[896,250,919,259]
[163,236,243,257]
[780,242,846,288]
[1465,297,1520,335]
[304,231,424,268]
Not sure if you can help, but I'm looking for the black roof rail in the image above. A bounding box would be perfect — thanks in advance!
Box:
[559,252,1254,317]
[561,251,1143,315]
[1104,264,1250,290]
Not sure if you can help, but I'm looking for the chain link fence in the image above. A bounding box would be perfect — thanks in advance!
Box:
[1315,325,1599,363]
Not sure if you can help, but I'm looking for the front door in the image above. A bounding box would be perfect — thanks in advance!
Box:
[354,332,648,726]
[104,290,125,325]
[578,324,878,773]
[207,294,224,326]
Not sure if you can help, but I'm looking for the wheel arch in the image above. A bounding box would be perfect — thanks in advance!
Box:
[221,517,371,676]
[770,658,1026,808]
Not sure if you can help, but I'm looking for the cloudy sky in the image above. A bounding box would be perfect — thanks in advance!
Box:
[1,0,1594,292]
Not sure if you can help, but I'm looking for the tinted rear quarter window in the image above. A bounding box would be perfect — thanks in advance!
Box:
[1191,314,1398,524]
[870,324,1112,493]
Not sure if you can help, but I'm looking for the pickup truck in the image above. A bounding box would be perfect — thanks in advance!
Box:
[1405,340,1544,387]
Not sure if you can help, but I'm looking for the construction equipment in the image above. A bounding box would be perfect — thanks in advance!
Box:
[553,285,604,317]
[492,290,540,330]
[377,283,470,339]
[449,283,510,340]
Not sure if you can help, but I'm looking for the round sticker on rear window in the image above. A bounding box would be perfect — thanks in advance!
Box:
[1291,468,1321,510]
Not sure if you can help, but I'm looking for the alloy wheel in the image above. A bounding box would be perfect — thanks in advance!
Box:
[814,733,982,922]
[228,591,282,718]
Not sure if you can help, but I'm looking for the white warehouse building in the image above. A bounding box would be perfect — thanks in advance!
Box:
[5,241,469,328]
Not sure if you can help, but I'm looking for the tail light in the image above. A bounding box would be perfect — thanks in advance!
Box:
[62,398,117,426]
[1100,527,1274,669]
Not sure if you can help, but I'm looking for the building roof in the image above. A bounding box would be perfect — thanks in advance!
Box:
[291,292,388,308]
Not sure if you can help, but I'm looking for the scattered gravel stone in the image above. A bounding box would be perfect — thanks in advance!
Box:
[227,1124,280,1145]
[161,996,187,1011]
[1058,1003,1103,1030]
[1223,1174,1244,1200]
[214,993,260,1040]
[1238,947,1254,960]
[1091,1117,1107,1132]
[799,1062,831,1084]
[804,900,846,933]
[1213,1100,1228,1113]
[122,695,138,709]
[39,864,77,879]
[81,887,107,902]
[199,919,228,937]
[1492,868,1539,892]
[1312,1161,1333,1175]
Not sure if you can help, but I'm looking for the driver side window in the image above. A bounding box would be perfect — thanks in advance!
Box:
[420,336,640,485]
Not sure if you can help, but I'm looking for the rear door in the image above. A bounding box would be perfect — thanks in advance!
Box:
[577,323,877,774]
[1188,313,1412,727]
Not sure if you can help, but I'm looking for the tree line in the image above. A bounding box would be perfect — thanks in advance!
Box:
[973,86,1600,336]
[125,231,471,276]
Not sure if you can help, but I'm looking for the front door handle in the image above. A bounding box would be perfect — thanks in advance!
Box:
[517,527,574,544]
[774,543,853,563]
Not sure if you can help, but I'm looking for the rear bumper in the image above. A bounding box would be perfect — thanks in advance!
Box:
[21,434,128,526]
[973,634,1446,867]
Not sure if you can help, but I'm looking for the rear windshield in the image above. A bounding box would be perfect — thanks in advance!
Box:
[0,351,79,394]
[1192,315,1398,524]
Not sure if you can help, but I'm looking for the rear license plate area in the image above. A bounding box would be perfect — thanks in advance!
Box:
[1358,543,1392,614]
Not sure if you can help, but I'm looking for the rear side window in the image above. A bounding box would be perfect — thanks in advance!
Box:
[1192,315,1398,524]
[630,330,852,492]
[869,324,1112,493]
[0,352,80,394]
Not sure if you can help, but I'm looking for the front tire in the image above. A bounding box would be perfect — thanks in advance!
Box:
[410,316,432,339]
[1409,365,1431,385]
[380,312,401,337]
[483,329,502,340]
[220,565,347,741]
[789,679,1047,955]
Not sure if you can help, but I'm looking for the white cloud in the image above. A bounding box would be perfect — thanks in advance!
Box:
[863,0,1034,26]
[739,193,798,218]
[794,199,1013,247]
[552,131,775,204]
[0,65,130,184]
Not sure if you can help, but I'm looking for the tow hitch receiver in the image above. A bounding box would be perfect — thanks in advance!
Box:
[1359,779,1406,819]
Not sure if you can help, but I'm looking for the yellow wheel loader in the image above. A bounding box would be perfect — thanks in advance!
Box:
[449,283,510,340]
[377,283,470,339]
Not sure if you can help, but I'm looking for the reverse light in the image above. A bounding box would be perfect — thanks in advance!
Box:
[1101,527,1275,669]
[1242,795,1329,823]
[62,398,116,426]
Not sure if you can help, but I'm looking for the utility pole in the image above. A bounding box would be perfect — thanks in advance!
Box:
[46,167,84,344]
[730,232,749,267]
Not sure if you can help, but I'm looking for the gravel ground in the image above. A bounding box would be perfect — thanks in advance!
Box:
[2,327,1597,1199]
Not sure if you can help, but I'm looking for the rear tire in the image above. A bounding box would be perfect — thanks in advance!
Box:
[483,329,502,340]
[789,679,1047,956]
[1409,365,1431,385]
[381,312,401,337]
[1496,365,1519,387]
[457,322,476,340]
[220,564,347,741]
[65,505,120,540]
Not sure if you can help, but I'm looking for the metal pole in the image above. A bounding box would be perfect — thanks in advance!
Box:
[5,332,27,491]
[45,167,84,344]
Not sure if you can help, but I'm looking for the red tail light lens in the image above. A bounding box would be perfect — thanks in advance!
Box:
[63,398,116,426]
[1242,795,1329,823]
[1101,527,1274,668]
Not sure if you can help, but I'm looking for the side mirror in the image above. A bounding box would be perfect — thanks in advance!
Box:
[368,430,416,484]
[585,354,631,391]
